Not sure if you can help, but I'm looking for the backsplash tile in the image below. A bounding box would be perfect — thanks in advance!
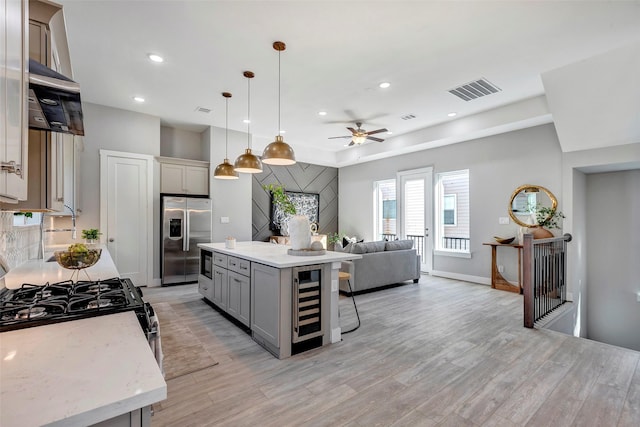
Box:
[0,212,41,269]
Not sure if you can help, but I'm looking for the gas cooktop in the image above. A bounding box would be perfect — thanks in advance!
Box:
[0,277,149,333]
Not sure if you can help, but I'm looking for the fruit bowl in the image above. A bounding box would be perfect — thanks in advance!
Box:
[493,236,515,245]
[54,247,102,270]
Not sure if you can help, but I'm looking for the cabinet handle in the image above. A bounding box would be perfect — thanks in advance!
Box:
[1,161,22,177]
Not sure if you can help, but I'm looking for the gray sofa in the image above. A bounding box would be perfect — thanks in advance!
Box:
[336,239,421,294]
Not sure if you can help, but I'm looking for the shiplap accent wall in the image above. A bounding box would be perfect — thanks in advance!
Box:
[252,162,338,242]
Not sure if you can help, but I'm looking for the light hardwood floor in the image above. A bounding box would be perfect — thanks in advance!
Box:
[143,275,639,426]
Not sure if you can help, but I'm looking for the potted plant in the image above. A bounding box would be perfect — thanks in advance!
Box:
[263,184,296,235]
[328,232,346,251]
[81,228,102,244]
[529,204,565,239]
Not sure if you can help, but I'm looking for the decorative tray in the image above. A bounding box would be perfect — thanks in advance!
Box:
[287,248,326,256]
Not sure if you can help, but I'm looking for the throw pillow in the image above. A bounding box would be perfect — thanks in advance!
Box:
[385,239,414,251]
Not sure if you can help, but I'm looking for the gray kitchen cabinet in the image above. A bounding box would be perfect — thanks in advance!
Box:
[158,157,209,196]
[0,0,28,203]
[227,270,250,327]
[251,263,282,351]
[198,274,214,302]
[212,265,227,310]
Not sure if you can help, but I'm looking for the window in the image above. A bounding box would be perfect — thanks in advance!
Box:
[374,179,396,239]
[443,194,456,226]
[435,170,469,254]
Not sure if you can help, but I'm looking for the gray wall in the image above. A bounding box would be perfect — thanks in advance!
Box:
[75,102,162,279]
[339,123,563,282]
[585,170,640,351]
[160,126,207,161]
[252,162,338,242]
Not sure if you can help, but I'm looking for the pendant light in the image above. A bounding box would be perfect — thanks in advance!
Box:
[262,41,296,165]
[213,92,239,180]
[234,71,263,173]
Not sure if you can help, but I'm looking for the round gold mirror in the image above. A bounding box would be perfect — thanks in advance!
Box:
[508,184,557,228]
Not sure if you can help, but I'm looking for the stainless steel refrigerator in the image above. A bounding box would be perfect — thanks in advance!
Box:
[161,196,212,285]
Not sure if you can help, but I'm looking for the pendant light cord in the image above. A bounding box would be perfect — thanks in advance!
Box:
[225,97,229,158]
[278,49,281,134]
[247,76,251,150]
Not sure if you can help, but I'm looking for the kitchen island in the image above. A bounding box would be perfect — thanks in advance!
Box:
[197,241,361,358]
[0,247,166,427]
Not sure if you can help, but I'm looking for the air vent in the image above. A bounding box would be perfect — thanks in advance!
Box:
[401,114,416,120]
[449,78,501,101]
[195,106,212,114]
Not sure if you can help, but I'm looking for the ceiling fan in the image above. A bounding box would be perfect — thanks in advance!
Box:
[328,122,388,146]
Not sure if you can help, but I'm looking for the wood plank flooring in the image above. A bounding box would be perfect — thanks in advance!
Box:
[142,275,639,426]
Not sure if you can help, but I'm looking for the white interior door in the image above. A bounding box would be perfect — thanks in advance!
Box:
[398,168,433,273]
[100,150,153,285]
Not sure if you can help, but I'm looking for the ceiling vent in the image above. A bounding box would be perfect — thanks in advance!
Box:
[195,106,212,114]
[449,78,501,101]
[401,114,416,120]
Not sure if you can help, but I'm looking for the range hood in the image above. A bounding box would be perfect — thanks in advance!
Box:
[28,59,85,136]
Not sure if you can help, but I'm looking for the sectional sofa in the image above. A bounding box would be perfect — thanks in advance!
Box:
[336,239,421,294]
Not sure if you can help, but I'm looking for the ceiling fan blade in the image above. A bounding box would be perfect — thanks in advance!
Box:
[346,127,357,134]
[348,141,355,146]
[366,136,385,142]
[328,136,352,139]
[366,128,388,136]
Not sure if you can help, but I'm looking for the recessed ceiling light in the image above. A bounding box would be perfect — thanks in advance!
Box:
[387,131,393,135]
[133,96,145,103]
[448,112,457,117]
[279,130,286,134]
[318,111,327,116]
[243,119,250,124]
[379,82,391,89]
[148,54,164,63]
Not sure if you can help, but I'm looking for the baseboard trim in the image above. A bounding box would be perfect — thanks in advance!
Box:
[429,270,490,286]
[147,278,162,287]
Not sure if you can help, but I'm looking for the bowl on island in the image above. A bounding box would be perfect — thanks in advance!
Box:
[54,245,102,270]
[493,236,515,245]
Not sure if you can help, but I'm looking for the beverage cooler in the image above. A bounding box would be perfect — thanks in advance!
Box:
[292,265,324,354]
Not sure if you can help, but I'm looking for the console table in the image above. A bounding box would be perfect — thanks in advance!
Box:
[482,242,523,294]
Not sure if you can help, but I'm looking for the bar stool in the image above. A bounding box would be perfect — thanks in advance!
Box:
[339,271,360,334]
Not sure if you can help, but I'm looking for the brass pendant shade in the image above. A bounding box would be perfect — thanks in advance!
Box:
[261,41,296,166]
[262,135,296,165]
[214,92,239,180]
[214,158,238,179]
[234,148,263,173]
[234,71,262,174]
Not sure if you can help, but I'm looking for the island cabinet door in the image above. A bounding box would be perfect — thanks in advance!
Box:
[212,266,227,310]
[251,263,281,349]
[227,270,250,327]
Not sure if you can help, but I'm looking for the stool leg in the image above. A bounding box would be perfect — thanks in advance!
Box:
[342,279,360,334]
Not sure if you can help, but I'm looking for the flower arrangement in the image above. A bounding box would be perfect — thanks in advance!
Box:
[533,205,565,229]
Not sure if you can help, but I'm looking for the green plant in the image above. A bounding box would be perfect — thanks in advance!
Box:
[534,205,565,229]
[13,211,32,218]
[328,231,346,245]
[81,228,102,240]
[263,184,296,215]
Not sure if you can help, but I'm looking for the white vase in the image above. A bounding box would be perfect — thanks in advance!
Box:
[289,215,311,250]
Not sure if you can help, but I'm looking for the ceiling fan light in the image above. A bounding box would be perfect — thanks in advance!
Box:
[234,148,263,173]
[353,135,367,145]
[214,158,239,179]
[262,135,296,165]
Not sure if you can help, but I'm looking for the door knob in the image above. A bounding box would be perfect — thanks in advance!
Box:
[109,238,115,242]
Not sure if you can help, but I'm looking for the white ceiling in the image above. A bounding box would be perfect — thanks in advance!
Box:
[56,0,640,166]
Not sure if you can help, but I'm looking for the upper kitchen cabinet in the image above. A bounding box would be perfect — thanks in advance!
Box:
[158,157,209,196]
[0,0,29,203]
[1,0,82,214]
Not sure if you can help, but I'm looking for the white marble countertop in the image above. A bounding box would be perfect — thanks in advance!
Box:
[198,241,361,268]
[3,245,119,289]
[0,311,166,427]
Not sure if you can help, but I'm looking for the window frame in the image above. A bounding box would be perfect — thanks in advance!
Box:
[434,169,470,257]
[443,193,457,227]
[373,178,397,240]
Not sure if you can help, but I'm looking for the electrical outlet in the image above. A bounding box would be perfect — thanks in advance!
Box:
[499,217,509,225]
[220,216,229,224]
[498,265,504,273]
